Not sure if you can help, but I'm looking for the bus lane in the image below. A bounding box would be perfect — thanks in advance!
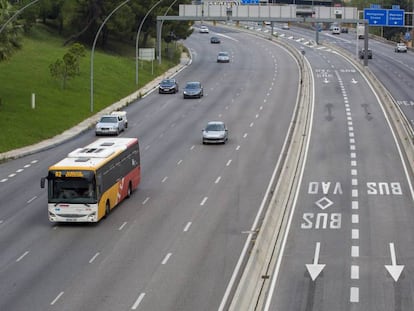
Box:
[265,48,414,311]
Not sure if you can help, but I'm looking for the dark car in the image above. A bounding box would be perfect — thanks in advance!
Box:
[210,36,221,44]
[159,78,179,94]
[183,81,203,99]
[359,49,372,59]
[341,27,348,33]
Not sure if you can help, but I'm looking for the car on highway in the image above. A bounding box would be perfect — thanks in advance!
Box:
[202,121,228,144]
[341,27,348,33]
[210,36,221,44]
[217,51,230,63]
[395,42,408,53]
[359,48,373,59]
[332,26,340,34]
[183,81,203,99]
[282,23,289,30]
[95,114,126,136]
[159,78,179,94]
[199,25,209,33]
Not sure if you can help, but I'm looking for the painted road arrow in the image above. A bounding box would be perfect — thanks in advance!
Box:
[306,242,326,281]
[385,243,404,282]
[351,78,358,84]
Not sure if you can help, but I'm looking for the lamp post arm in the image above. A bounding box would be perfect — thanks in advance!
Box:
[0,0,40,35]
[135,0,164,85]
[90,0,131,113]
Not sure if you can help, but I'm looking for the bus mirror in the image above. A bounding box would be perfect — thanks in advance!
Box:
[40,177,46,188]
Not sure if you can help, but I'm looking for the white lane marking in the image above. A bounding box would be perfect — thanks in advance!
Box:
[349,126,354,131]
[8,173,16,178]
[349,132,355,138]
[255,114,259,119]
[16,251,29,262]
[144,145,150,151]
[350,138,355,144]
[351,160,357,166]
[351,245,359,257]
[352,214,359,223]
[236,145,241,151]
[215,176,221,184]
[352,229,359,239]
[183,222,192,232]
[351,265,359,279]
[226,160,232,166]
[27,196,37,204]
[16,169,24,173]
[352,189,358,197]
[50,291,64,305]
[350,287,359,302]
[177,160,183,165]
[24,164,31,168]
[350,145,356,150]
[200,197,208,206]
[352,201,359,209]
[350,152,356,158]
[243,133,248,138]
[131,293,146,310]
[142,197,150,205]
[118,222,127,231]
[190,145,195,150]
[161,176,168,183]
[31,160,38,164]
[351,169,358,176]
[250,122,254,127]
[89,252,100,264]
[351,179,358,186]
[259,106,263,110]
[162,253,172,265]
[0,179,7,183]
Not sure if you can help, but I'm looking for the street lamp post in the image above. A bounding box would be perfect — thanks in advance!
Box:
[0,0,40,35]
[157,0,178,64]
[135,0,164,86]
[90,0,131,113]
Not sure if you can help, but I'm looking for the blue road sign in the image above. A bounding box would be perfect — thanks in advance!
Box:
[364,9,387,26]
[388,9,404,26]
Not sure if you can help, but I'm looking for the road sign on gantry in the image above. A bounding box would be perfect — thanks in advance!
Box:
[388,9,404,26]
[364,8,387,26]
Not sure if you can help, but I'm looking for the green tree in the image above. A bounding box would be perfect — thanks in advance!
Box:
[49,52,77,89]
[68,42,86,74]
[0,0,23,61]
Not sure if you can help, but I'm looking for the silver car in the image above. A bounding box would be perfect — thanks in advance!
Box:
[217,51,230,63]
[202,121,228,144]
[95,115,125,136]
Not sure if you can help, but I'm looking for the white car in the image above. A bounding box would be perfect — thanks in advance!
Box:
[395,43,407,53]
[202,121,228,144]
[282,23,289,30]
[111,111,128,128]
[199,25,209,33]
[217,51,230,63]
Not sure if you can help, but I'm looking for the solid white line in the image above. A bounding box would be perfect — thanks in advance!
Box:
[50,291,64,305]
[142,197,150,205]
[351,265,359,279]
[27,196,37,204]
[162,253,172,265]
[352,229,359,239]
[131,293,146,310]
[350,287,359,302]
[183,222,192,232]
[351,245,359,257]
[118,222,127,230]
[215,176,221,184]
[200,197,208,206]
[16,251,29,262]
[226,159,232,166]
[89,252,100,264]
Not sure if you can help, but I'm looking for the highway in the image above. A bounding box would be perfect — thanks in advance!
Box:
[0,25,299,311]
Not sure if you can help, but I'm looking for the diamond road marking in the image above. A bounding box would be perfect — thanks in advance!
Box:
[315,197,333,210]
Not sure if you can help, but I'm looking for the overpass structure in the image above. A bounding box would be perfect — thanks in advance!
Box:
[156,4,365,62]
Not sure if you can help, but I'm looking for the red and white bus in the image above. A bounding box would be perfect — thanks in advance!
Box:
[41,137,140,222]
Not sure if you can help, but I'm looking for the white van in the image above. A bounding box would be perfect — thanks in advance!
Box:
[332,26,340,35]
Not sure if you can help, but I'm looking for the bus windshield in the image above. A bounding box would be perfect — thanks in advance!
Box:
[48,175,97,204]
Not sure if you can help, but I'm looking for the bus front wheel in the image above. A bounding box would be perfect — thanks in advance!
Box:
[127,182,132,198]
[104,201,110,218]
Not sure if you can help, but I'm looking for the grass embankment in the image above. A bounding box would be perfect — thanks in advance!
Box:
[0,25,182,153]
